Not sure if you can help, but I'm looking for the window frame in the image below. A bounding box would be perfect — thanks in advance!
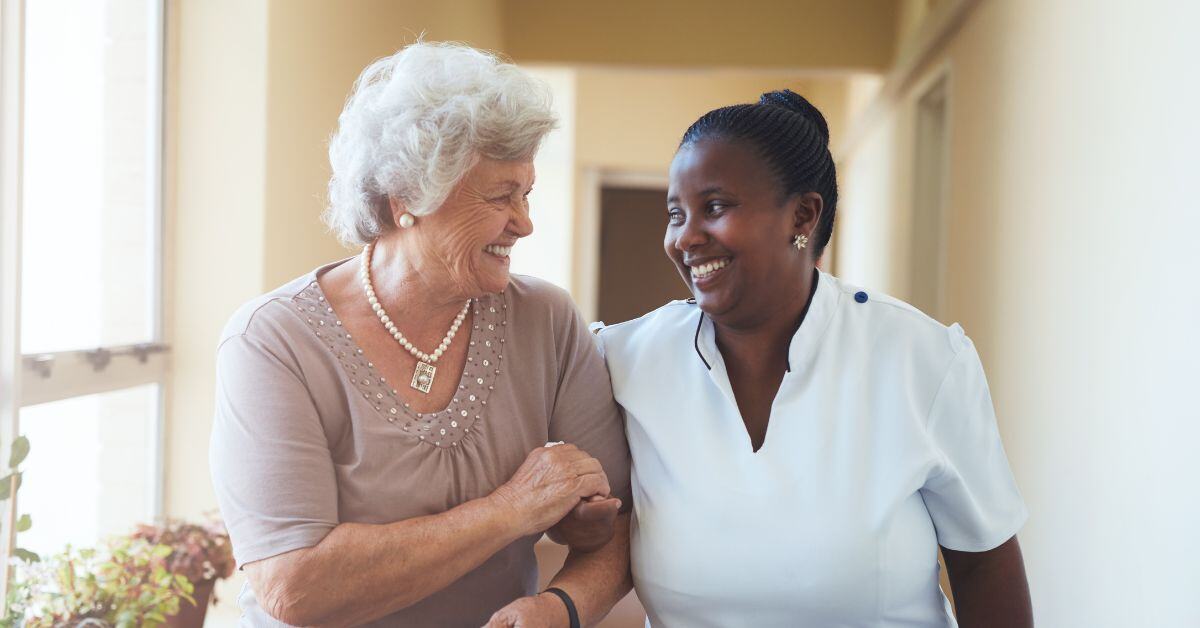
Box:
[0,0,168,589]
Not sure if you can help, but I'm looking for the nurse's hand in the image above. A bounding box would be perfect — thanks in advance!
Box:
[547,494,621,552]
[491,444,612,537]
[483,592,566,628]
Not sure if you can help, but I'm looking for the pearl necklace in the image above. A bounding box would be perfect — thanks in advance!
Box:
[360,241,471,393]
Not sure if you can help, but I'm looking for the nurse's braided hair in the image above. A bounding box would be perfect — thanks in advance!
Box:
[680,89,838,257]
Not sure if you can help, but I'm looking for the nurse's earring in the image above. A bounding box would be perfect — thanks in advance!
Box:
[793,234,809,250]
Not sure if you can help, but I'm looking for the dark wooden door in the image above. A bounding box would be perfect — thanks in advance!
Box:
[597,186,692,325]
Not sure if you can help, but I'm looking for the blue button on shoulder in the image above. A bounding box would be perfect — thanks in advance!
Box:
[854,291,868,303]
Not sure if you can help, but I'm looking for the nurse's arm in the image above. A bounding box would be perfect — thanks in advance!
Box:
[486,513,633,627]
[941,535,1033,627]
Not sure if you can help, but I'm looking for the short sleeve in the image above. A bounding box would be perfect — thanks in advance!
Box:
[588,321,607,359]
[920,336,1028,552]
[549,310,632,511]
[210,333,339,568]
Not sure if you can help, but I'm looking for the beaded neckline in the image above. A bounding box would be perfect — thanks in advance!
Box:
[292,278,509,450]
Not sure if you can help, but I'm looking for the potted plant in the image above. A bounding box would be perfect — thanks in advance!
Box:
[130,518,235,624]
[6,538,194,627]
[128,518,235,628]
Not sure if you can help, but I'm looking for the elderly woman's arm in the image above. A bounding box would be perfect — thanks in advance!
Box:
[250,495,515,627]
[487,514,632,628]
[247,444,612,627]
[941,536,1033,627]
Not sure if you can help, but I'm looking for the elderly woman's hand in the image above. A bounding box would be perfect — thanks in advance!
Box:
[492,444,612,537]
[483,592,566,628]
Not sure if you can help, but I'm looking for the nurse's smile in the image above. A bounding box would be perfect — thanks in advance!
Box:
[686,256,732,285]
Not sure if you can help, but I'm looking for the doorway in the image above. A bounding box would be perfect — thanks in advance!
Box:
[596,186,692,325]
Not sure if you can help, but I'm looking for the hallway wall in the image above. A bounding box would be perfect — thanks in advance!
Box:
[836,0,1200,624]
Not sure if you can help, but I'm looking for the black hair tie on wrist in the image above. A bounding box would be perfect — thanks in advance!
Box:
[543,587,581,628]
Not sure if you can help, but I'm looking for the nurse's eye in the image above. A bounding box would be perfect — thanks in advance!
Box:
[666,208,684,225]
[706,201,729,215]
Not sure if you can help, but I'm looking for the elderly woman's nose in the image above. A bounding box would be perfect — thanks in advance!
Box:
[509,203,534,238]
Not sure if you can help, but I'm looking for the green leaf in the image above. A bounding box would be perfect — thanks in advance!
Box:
[8,436,29,468]
[0,472,18,500]
[12,548,39,563]
[14,513,30,532]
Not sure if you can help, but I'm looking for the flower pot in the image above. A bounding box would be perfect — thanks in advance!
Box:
[167,578,215,628]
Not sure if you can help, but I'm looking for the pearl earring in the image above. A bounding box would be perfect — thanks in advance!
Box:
[793,234,808,250]
[398,213,415,228]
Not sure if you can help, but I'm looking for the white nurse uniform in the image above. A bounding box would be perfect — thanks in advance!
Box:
[593,271,1027,628]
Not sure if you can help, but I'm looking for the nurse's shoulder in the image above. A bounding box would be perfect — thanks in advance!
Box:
[588,298,699,364]
[824,273,969,371]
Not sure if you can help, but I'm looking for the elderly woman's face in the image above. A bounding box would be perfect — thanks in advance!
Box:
[666,138,816,324]
[410,157,535,296]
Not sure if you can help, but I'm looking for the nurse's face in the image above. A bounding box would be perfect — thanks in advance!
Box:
[665,137,820,325]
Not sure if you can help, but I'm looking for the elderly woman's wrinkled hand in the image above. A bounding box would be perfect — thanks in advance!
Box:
[492,443,612,537]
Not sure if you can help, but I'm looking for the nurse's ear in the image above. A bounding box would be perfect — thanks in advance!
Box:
[789,192,823,243]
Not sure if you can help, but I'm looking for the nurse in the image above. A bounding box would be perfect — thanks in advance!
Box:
[594,90,1032,627]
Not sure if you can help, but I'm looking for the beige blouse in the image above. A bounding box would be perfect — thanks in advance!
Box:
[210,261,632,627]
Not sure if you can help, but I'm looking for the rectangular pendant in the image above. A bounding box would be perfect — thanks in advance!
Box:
[410,361,436,394]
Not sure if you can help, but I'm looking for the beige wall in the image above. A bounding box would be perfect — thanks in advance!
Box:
[837,0,1200,624]
[575,69,852,175]
[502,0,898,71]
[165,0,268,519]
[165,1,270,617]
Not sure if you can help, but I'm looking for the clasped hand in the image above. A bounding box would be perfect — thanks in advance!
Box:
[492,443,621,547]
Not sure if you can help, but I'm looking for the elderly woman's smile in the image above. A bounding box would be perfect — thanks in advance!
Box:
[484,243,514,258]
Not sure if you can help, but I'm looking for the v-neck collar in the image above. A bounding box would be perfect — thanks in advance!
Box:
[691,270,840,455]
[693,269,839,380]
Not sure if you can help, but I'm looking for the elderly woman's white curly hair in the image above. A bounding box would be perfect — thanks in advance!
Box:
[325,42,557,247]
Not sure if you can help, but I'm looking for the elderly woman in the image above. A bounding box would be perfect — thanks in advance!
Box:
[593,91,1032,626]
[210,43,631,627]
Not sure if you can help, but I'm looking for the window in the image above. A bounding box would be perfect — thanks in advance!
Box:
[0,0,166,566]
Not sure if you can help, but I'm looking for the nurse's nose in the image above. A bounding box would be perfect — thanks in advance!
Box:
[673,215,708,252]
